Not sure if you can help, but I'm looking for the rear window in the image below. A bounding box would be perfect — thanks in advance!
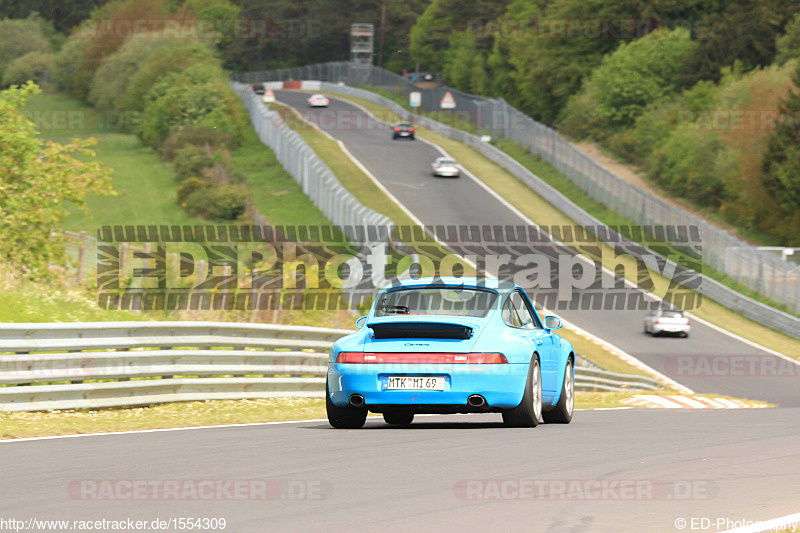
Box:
[662,310,684,318]
[439,159,456,165]
[375,287,497,317]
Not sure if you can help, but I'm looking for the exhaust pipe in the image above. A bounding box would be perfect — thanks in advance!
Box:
[349,394,365,408]
[467,394,486,408]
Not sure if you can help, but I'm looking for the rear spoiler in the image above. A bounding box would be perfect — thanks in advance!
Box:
[368,322,473,340]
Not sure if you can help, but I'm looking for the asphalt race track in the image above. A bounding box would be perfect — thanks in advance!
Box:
[274,90,800,407]
[2,410,800,532]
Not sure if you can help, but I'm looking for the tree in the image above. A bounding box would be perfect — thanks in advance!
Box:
[88,34,173,112]
[776,13,800,65]
[137,63,246,147]
[442,31,475,90]
[760,61,800,244]
[0,82,114,279]
[572,28,694,131]
[410,0,509,72]
[0,14,52,78]
[51,38,88,96]
[2,50,53,86]
[121,40,216,112]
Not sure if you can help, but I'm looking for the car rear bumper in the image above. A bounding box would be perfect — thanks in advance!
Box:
[652,324,691,334]
[434,170,460,177]
[328,363,528,409]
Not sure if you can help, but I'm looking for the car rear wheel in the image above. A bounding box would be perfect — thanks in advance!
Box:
[502,356,541,428]
[543,359,574,424]
[326,378,367,429]
[383,410,414,425]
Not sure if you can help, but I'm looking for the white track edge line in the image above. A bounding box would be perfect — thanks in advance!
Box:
[721,512,800,533]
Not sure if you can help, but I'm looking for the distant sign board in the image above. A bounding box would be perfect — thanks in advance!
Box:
[409,91,421,108]
[440,91,456,109]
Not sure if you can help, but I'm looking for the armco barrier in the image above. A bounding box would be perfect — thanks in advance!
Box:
[0,322,661,411]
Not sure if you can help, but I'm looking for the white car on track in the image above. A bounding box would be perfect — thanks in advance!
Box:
[643,308,690,337]
[308,94,330,107]
[431,157,460,178]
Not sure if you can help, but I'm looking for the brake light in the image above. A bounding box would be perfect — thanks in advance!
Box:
[409,127,415,132]
[394,127,401,131]
[655,319,660,324]
[335,352,507,364]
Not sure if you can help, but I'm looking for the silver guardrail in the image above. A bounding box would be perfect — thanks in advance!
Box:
[0,322,662,411]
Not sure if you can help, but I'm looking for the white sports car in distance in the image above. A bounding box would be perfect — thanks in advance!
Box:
[308,94,330,107]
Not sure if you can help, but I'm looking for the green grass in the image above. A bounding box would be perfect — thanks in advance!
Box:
[25,93,206,234]
[0,276,146,322]
[231,123,330,226]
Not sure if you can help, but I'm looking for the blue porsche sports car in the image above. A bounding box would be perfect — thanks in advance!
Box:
[326,277,575,428]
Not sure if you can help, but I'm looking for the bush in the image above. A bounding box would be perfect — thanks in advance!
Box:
[172,145,215,181]
[777,14,800,65]
[2,51,53,86]
[177,177,207,204]
[51,38,88,96]
[184,183,247,220]
[161,125,233,160]
[88,34,172,112]
[0,15,52,79]
[121,40,216,112]
[649,129,725,207]
[138,66,246,147]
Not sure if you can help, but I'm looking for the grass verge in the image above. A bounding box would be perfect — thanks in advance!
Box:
[330,92,800,360]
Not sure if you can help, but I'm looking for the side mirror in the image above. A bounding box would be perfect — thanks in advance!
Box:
[355,315,368,328]
[544,315,562,330]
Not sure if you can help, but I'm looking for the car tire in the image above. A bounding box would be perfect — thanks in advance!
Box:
[543,358,574,424]
[326,378,367,429]
[410,134,415,140]
[502,355,542,428]
[383,410,414,425]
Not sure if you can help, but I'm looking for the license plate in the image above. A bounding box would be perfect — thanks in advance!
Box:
[400,131,409,135]
[383,376,445,390]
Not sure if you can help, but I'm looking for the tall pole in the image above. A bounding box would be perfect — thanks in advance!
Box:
[377,1,386,67]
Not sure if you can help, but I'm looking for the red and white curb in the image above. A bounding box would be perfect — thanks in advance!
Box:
[622,395,770,409]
